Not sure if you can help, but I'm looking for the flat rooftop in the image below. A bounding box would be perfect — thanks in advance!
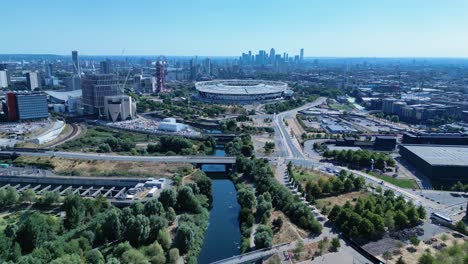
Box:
[401,145,468,166]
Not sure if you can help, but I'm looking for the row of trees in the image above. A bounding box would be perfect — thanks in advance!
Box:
[328,190,426,241]
[322,149,396,170]
[233,180,256,253]
[236,155,322,234]
[0,187,60,208]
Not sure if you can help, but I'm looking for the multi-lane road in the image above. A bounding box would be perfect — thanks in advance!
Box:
[271,97,466,218]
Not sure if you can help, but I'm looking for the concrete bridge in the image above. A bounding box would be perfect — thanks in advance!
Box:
[210,243,289,264]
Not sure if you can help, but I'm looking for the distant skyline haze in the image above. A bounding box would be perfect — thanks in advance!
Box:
[1,0,468,57]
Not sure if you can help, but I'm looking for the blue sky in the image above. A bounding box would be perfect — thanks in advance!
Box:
[2,0,468,57]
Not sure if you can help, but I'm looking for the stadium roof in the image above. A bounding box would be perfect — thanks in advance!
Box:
[195,80,287,95]
[401,145,468,166]
[45,89,82,102]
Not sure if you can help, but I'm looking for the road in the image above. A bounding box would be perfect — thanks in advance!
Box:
[265,96,466,263]
[0,150,236,164]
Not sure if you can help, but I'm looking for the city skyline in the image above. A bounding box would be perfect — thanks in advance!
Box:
[2,0,468,57]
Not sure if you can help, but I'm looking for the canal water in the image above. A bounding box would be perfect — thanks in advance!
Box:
[198,148,241,263]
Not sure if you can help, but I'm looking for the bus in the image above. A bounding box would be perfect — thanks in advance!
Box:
[430,212,452,224]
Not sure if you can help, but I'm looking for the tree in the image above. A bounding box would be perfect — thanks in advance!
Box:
[330,237,341,252]
[20,189,36,204]
[383,251,393,261]
[145,242,165,264]
[85,250,105,264]
[394,210,409,230]
[165,207,176,223]
[272,217,283,230]
[144,199,164,217]
[237,188,256,209]
[4,187,18,206]
[41,191,59,206]
[157,229,171,251]
[15,212,59,253]
[175,224,193,254]
[168,248,180,264]
[418,253,435,264]
[123,215,150,246]
[102,208,122,241]
[131,202,145,215]
[396,256,406,264]
[254,225,273,249]
[417,205,426,220]
[50,254,82,264]
[455,221,466,233]
[121,248,149,264]
[159,189,177,209]
[62,194,85,229]
[176,186,200,213]
[409,236,420,246]
[241,145,253,157]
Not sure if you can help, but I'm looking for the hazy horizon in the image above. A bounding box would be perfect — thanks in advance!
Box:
[2,0,468,57]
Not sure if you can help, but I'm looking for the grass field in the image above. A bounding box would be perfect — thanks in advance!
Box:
[328,103,354,111]
[13,156,193,178]
[315,191,369,210]
[367,171,419,189]
[292,167,327,186]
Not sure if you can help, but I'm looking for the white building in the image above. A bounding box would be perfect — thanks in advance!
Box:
[158,118,187,132]
[0,71,8,88]
[26,71,40,91]
[103,95,136,122]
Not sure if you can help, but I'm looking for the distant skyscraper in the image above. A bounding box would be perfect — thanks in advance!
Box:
[26,71,40,91]
[100,59,112,74]
[300,48,304,62]
[156,57,167,93]
[269,48,275,64]
[82,74,121,115]
[72,50,80,74]
[45,63,53,77]
[203,58,211,75]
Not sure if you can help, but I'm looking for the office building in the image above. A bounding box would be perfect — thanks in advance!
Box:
[72,50,80,74]
[103,95,136,122]
[45,63,53,77]
[82,74,121,115]
[134,75,156,94]
[374,136,397,151]
[100,59,112,74]
[5,92,48,121]
[64,75,81,91]
[400,145,468,183]
[0,71,8,88]
[269,48,275,64]
[402,132,468,145]
[300,48,304,62]
[26,71,41,91]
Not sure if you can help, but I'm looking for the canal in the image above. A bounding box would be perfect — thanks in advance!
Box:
[198,148,241,263]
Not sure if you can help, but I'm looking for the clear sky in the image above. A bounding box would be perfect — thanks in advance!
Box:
[2,0,468,57]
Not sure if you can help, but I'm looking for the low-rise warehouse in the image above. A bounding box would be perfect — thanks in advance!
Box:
[399,145,468,183]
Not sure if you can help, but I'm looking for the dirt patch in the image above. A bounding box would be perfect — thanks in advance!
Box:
[15,156,193,178]
[289,242,320,263]
[270,211,308,244]
[378,232,467,264]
